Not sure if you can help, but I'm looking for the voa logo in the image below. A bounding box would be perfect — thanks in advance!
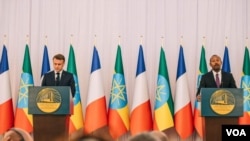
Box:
[226,129,246,136]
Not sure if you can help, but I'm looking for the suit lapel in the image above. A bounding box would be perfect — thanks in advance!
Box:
[209,71,218,87]
[59,71,66,85]
[50,71,56,84]
[221,72,227,88]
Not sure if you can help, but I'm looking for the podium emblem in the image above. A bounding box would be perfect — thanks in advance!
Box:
[210,89,235,115]
[36,88,62,113]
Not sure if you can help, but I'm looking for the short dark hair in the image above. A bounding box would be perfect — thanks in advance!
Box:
[210,54,221,62]
[53,54,65,62]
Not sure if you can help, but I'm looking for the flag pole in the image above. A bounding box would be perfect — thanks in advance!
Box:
[3,34,7,46]
[161,36,164,47]
[225,36,228,47]
[70,34,74,45]
[118,35,121,46]
[26,34,29,45]
[44,35,48,46]
[94,34,97,47]
[180,36,183,46]
[140,35,143,45]
[25,34,31,51]
[202,36,206,47]
[245,37,248,48]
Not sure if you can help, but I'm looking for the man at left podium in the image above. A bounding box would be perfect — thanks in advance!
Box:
[41,53,75,97]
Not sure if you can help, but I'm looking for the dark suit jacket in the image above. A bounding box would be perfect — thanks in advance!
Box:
[41,70,75,97]
[196,71,237,96]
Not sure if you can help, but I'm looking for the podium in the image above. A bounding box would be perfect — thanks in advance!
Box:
[201,88,243,141]
[28,86,73,141]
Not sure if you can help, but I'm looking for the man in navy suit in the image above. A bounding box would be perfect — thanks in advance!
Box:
[42,54,75,97]
[196,54,237,101]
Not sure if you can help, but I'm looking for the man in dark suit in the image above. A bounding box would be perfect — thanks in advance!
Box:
[196,54,237,101]
[42,54,75,97]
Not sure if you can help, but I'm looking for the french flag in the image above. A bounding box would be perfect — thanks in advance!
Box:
[130,45,152,135]
[84,46,107,133]
[174,46,194,139]
[0,45,14,134]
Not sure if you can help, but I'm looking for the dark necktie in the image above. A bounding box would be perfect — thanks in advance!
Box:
[55,72,60,86]
[216,73,220,88]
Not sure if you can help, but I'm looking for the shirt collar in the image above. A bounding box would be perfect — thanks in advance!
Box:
[55,70,63,74]
[212,70,221,76]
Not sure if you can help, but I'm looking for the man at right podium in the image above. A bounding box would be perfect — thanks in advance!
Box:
[196,54,238,141]
[196,54,237,100]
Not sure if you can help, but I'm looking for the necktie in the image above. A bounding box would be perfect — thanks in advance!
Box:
[216,73,220,88]
[55,72,60,86]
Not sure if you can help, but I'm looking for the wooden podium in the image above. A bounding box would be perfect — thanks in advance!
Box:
[201,88,243,141]
[28,86,73,141]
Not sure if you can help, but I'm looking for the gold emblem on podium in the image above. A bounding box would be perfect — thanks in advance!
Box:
[210,89,235,115]
[36,88,62,113]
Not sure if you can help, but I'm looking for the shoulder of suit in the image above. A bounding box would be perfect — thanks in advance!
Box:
[62,70,73,75]
[221,71,233,76]
[44,70,54,75]
[203,71,213,76]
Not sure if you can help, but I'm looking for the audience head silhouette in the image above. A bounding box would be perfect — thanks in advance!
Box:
[77,135,107,141]
[2,128,33,141]
[128,132,160,141]
[150,131,169,141]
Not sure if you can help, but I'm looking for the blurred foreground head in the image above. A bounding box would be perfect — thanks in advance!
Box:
[128,132,160,141]
[78,135,107,141]
[3,128,33,141]
[150,131,169,141]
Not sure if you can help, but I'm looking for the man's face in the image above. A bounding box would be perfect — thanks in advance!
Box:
[53,58,64,73]
[209,55,222,72]
[3,130,24,141]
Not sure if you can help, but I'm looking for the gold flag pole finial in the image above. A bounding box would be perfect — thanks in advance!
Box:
[202,36,206,47]
[161,36,164,47]
[225,36,228,46]
[94,34,97,46]
[140,35,143,45]
[3,34,7,46]
[44,35,48,46]
[246,37,248,48]
[118,35,121,45]
[70,34,73,45]
[180,36,183,46]
[26,35,29,45]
